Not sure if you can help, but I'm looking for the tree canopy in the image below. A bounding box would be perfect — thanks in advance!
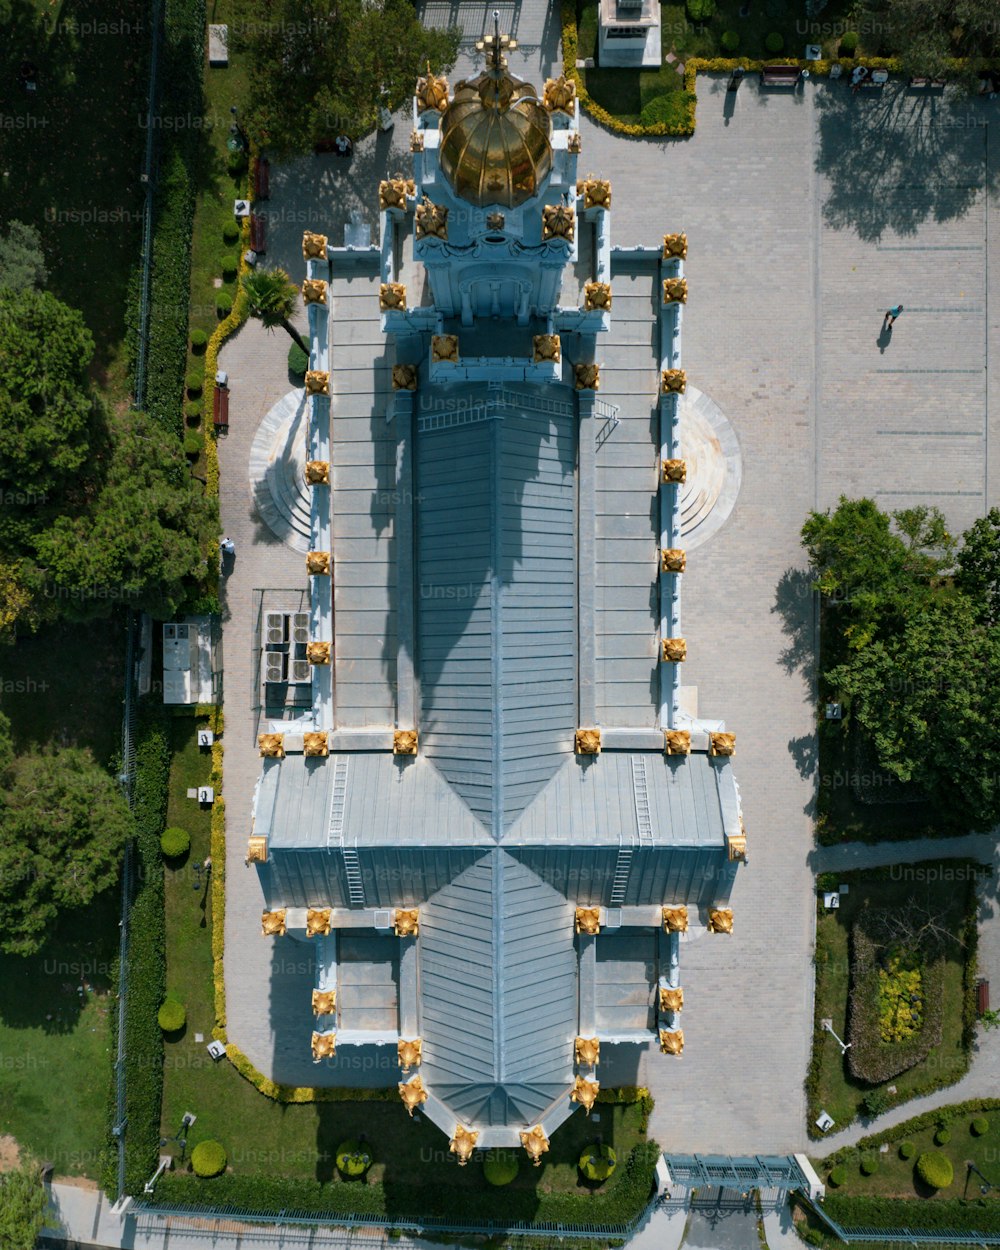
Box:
[881,0,1000,77]
[0,220,48,293]
[0,745,132,956]
[232,0,460,154]
[242,268,309,354]
[956,507,1000,624]
[0,1163,47,1250]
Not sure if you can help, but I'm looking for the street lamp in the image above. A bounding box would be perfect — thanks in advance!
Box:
[821,1018,851,1055]
[967,1161,994,1195]
[227,105,248,153]
[160,1112,197,1162]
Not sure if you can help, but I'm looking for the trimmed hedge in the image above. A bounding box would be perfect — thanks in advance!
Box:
[580,1143,617,1182]
[191,1140,227,1178]
[288,342,308,378]
[765,32,784,52]
[828,1165,847,1186]
[972,1116,990,1135]
[484,1150,519,1186]
[160,826,190,857]
[821,1098,1000,1170]
[822,1195,1000,1237]
[859,1156,879,1176]
[934,1126,951,1145]
[721,30,739,51]
[336,1140,373,1178]
[899,1141,915,1160]
[916,1150,953,1190]
[183,430,204,458]
[158,998,186,1032]
[216,291,233,318]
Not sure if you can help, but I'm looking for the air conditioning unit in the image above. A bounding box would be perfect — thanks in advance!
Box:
[264,651,286,683]
[290,658,312,684]
[291,612,310,645]
[197,786,215,804]
[197,729,214,747]
[265,612,286,646]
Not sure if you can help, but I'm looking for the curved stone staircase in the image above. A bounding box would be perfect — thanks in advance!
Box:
[678,387,743,551]
[249,389,312,553]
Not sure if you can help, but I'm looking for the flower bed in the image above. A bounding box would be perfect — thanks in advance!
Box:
[878,947,923,1043]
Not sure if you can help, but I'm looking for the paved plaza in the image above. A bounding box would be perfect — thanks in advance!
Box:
[217,0,1000,1159]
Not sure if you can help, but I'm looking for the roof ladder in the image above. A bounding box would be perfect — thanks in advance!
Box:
[341,846,366,908]
[326,756,365,907]
[631,756,655,845]
[609,847,633,906]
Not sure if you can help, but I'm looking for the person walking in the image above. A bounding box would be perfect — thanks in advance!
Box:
[883,304,903,329]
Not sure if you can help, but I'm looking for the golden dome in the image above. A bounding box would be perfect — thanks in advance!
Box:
[439,20,552,209]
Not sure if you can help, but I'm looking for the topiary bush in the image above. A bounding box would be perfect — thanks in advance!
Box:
[839,30,859,54]
[190,328,208,353]
[221,255,239,283]
[579,1142,617,1182]
[157,998,186,1033]
[191,1139,227,1178]
[765,32,784,53]
[184,400,202,424]
[183,431,205,459]
[185,370,203,398]
[720,30,739,50]
[227,150,247,176]
[828,1165,847,1187]
[222,222,240,245]
[862,1089,892,1118]
[859,1156,879,1177]
[686,0,716,18]
[216,291,233,319]
[483,1150,519,1186]
[160,826,191,858]
[935,1127,952,1145]
[899,1141,915,1160]
[288,342,308,378]
[336,1140,373,1177]
[916,1151,954,1191]
[972,1116,990,1136]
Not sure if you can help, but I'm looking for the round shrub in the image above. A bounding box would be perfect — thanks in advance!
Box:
[720,30,739,50]
[190,328,208,353]
[336,1140,373,1177]
[160,826,191,857]
[579,1142,617,1182]
[221,255,239,283]
[972,1117,990,1136]
[934,1127,952,1145]
[828,1165,847,1187]
[288,342,309,378]
[765,31,784,52]
[184,431,205,458]
[216,291,233,318]
[916,1151,954,1191]
[157,998,186,1033]
[227,149,247,176]
[185,370,203,398]
[483,1150,519,1186]
[802,1230,824,1248]
[191,1140,227,1178]
[184,400,202,423]
[686,0,716,19]
[222,222,240,245]
[839,30,859,54]
[859,1156,879,1177]
[899,1141,915,1160]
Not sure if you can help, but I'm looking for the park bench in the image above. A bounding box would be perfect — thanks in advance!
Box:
[977,978,990,1016]
[254,155,270,201]
[760,64,800,87]
[249,212,267,255]
[213,382,230,433]
[858,69,889,89]
[909,76,946,90]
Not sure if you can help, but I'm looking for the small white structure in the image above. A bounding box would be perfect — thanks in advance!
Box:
[598,0,661,68]
[162,617,217,704]
[208,24,229,67]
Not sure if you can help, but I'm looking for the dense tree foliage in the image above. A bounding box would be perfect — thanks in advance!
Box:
[956,507,1000,624]
[882,0,1000,79]
[231,0,460,153]
[0,745,131,956]
[0,1163,47,1250]
[0,220,48,293]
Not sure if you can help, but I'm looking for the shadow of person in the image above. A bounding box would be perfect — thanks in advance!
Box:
[723,89,737,126]
[877,322,893,354]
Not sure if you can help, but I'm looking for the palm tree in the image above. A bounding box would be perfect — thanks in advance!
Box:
[241,268,310,356]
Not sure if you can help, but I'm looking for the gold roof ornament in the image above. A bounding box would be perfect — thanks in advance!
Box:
[439,14,552,209]
[542,204,575,242]
[378,178,411,211]
[574,362,600,391]
[306,907,332,938]
[533,334,561,363]
[575,906,601,935]
[306,550,331,575]
[398,1038,423,1072]
[302,278,328,305]
[664,729,691,756]
[415,197,449,240]
[394,729,418,755]
[575,1035,600,1066]
[567,131,582,153]
[710,731,736,757]
[662,233,688,260]
[305,370,331,396]
[431,334,459,363]
[246,835,268,865]
[305,460,330,485]
[312,1031,336,1061]
[262,909,286,937]
[661,458,687,484]
[303,731,329,757]
[571,1075,600,1114]
[661,369,687,393]
[307,641,331,665]
[450,1124,479,1165]
[543,74,577,114]
[399,1075,428,1116]
[394,908,419,937]
[727,832,748,863]
[379,282,407,311]
[258,732,285,758]
[302,231,328,260]
[661,637,687,663]
[708,908,734,934]
[659,985,684,1012]
[577,177,611,210]
[659,1027,684,1056]
[661,548,687,574]
[583,281,612,311]
[392,364,418,391]
[575,728,601,755]
[663,277,688,304]
[410,129,425,152]
[662,905,689,933]
[416,64,450,113]
[486,210,506,231]
[312,989,337,1015]
[520,1125,550,1166]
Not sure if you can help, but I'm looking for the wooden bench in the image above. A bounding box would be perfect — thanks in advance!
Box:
[977,978,990,1016]
[249,213,267,255]
[858,69,889,89]
[909,76,946,90]
[761,64,800,87]
[213,383,230,432]
[253,155,270,201]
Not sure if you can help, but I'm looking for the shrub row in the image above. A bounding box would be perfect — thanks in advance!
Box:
[596,1086,653,1132]
[820,1098,1000,1169]
[822,1194,1000,1237]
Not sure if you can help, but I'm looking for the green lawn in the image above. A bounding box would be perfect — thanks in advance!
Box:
[809,865,975,1134]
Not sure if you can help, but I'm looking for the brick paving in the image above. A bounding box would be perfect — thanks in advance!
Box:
[217,4,1000,1154]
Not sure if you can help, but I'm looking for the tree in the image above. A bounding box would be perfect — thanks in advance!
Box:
[0,221,48,292]
[956,508,1000,624]
[30,413,218,621]
[0,746,131,956]
[0,709,12,775]
[883,0,999,74]
[0,1162,47,1250]
[826,594,1000,829]
[242,269,310,355]
[232,0,459,154]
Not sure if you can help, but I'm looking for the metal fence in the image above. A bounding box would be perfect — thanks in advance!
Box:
[809,1194,1000,1245]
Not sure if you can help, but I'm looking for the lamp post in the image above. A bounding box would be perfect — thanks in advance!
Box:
[821,1018,851,1055]
[160,1112,197,1163]
[967,1160,994,1195]
[228,105,248,153]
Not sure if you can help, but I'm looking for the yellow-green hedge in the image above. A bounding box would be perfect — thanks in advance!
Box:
[226,1042,398,1102]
